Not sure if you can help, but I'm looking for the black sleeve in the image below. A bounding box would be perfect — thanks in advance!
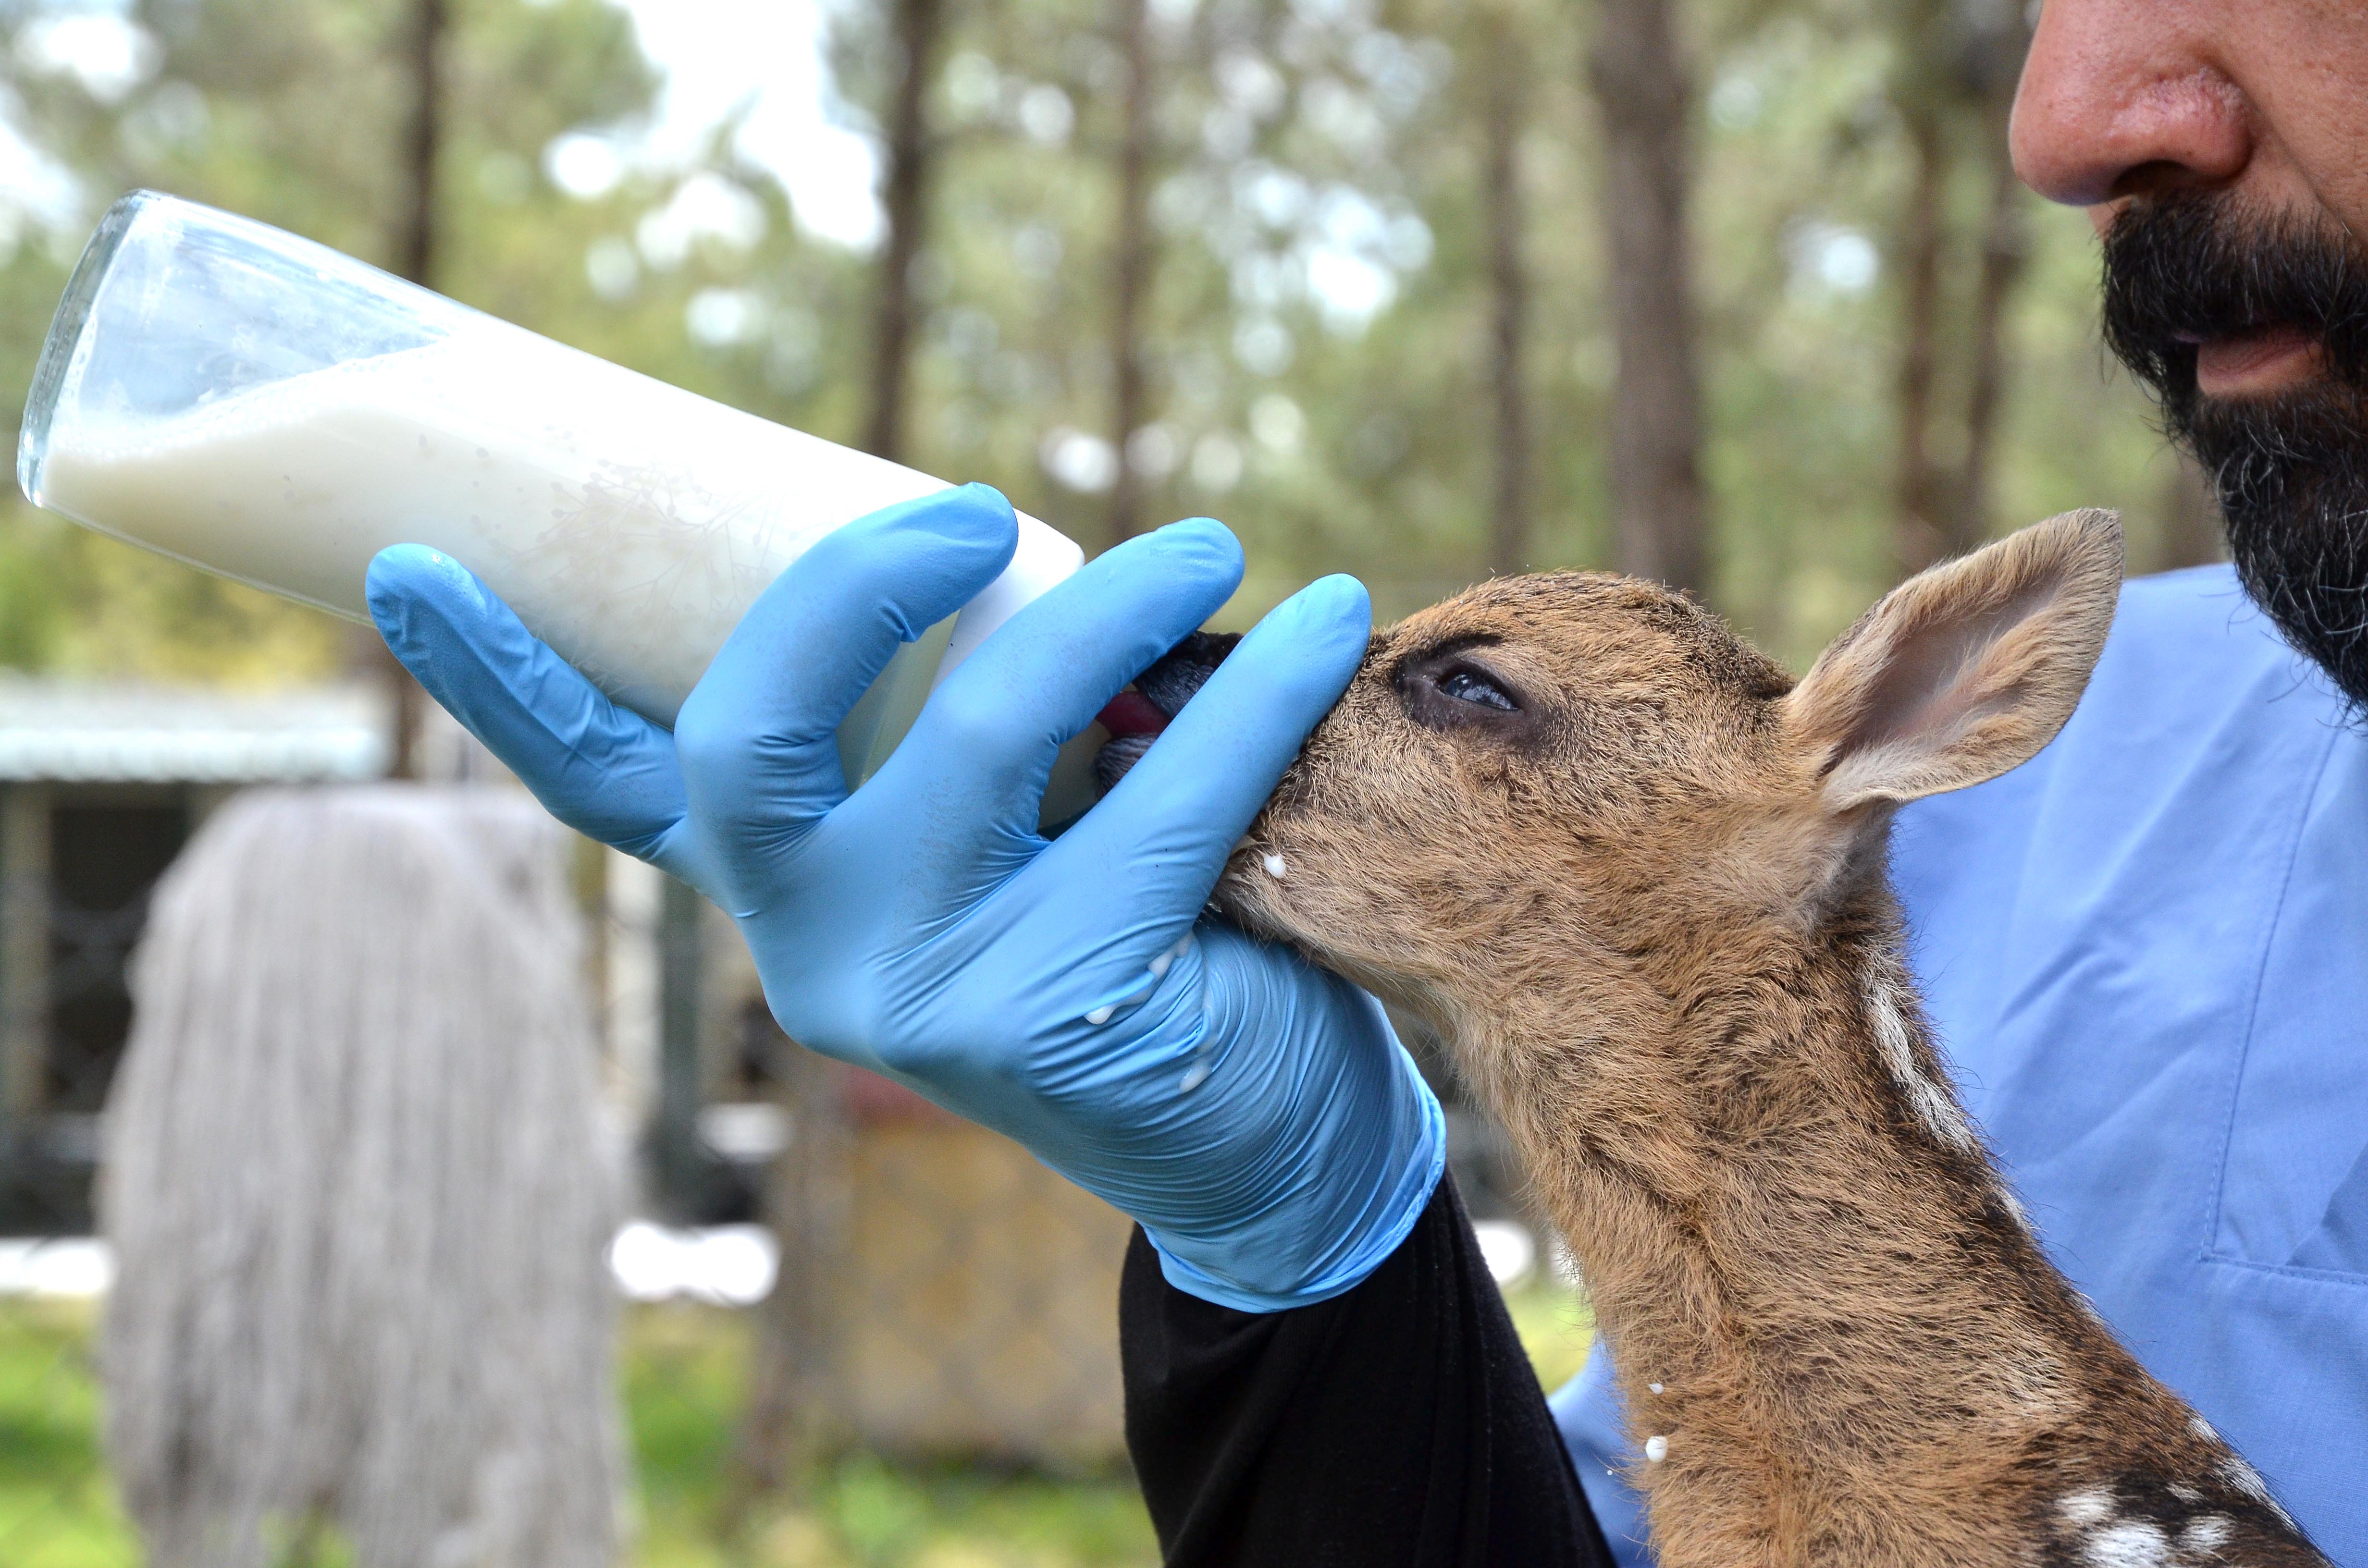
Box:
[1119,1172,1616,1568]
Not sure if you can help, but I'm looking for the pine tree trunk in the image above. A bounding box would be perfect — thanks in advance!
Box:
[1947,101,2025,559]
[374,0,447,780]
[1108,0,1157,550]
[1893,101,1950,576]
[393,0,444,291]
[1591,0,1707,596]
[1483,20,1532,577]
[1893,4,2033,576]
[863,0,950,464]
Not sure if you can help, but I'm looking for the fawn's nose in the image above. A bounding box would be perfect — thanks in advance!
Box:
[2010,0,2252,212]
[1093,632,1240,794]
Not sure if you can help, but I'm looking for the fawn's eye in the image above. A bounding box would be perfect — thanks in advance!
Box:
[1396,643,1535,737]
[1439,667,1517,711]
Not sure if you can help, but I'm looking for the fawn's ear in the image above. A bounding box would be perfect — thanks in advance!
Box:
[1785,509,2123,813]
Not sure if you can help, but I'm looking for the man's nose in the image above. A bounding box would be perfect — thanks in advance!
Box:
[2009,0,2250,209]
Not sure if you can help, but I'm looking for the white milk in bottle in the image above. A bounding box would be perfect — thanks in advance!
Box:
[20,192,1098,817]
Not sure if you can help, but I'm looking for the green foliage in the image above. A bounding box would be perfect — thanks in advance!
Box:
[0,0,2191,681]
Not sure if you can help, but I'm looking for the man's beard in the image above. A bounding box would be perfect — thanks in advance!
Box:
[2101,195,2368,708]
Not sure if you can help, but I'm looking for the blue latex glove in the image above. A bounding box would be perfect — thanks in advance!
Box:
[366,484,1443,1310]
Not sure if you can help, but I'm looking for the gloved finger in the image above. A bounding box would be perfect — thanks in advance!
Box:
[673,484,1018,859]
[862,517,1245,868]
[367,544,698,872]
[1021,573,1372,982]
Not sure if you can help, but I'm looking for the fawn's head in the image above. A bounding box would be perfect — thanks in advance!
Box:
[1208,511,2123,1043]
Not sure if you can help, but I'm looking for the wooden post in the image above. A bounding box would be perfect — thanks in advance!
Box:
[0,784,50,1120]
[728,1045,851,1509]
[653,872,707,1217]
[571,833,609,1057]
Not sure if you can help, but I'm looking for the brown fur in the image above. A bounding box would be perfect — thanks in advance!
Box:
[1212,512,2327,1568]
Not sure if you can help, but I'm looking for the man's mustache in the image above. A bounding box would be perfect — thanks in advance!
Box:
[2100,195,2368,417]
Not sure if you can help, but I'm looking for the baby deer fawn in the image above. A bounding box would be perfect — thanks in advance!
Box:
[1192,512,2324,1567]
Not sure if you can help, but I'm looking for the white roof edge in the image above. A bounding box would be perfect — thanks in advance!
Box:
[0,677,394,784]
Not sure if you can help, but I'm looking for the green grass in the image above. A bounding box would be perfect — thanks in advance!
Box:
[0,1280,1591,1567]
[1505,1278,1596,1396]
[0,1299,137,1568]
[625,1303,1162,1568]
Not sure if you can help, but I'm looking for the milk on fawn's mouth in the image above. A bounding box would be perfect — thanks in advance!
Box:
[20,191,1095,818]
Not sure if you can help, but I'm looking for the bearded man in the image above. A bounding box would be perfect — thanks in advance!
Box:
[367,2,2368,1563]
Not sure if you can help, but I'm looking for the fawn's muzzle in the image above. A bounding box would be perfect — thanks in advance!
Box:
[1092,631,1240,794]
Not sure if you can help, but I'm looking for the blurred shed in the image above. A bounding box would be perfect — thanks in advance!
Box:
[731,993,1134,1473]
[835,1071,1131,1465]
[0,677,389,1233]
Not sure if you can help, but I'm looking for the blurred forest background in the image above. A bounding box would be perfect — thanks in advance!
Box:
[0,2,2227,1563]
[0,0,2209,693]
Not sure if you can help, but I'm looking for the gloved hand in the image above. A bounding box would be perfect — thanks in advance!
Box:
[366,484,1443,1311]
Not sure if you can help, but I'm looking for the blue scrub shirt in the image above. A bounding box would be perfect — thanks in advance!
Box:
[1554,564,2368,1565]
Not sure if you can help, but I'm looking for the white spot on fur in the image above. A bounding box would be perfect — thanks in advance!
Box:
[2188,1415,2220,1445]
[1642,1435,1668,1463]
[1866,970,1979,1151]
[2180,1517,2233,1556]
[1262,853,1288,879]
[2082,1520,2169,1568]
[1647,1383,1664,1395]
[2218,1455,2296,1527]
[2059,1490,2115,1529]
